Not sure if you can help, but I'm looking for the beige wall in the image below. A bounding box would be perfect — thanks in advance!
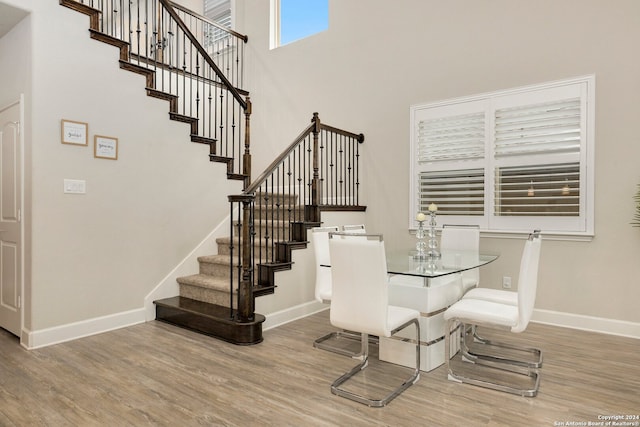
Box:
[239,0,640,331]
[173,0,203,15]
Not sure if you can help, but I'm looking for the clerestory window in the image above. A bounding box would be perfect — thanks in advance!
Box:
[270,0,328,49]
[410,75,595,237]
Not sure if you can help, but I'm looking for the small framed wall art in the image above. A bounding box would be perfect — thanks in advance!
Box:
[61,119,88,146]
[94,135,118,160]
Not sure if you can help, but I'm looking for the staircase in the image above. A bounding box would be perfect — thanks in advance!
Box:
[60,0,366,345]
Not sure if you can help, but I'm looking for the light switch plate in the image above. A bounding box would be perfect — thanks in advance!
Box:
[64,179,86,194]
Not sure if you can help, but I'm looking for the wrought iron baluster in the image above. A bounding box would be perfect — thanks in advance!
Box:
[218,83,224,156]
[339,134,344,205]
[347,135,353,205]
[135,0,141,59]
[231,94,237,173]
[355,137,361,205]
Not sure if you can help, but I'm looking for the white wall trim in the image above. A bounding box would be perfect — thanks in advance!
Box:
[262,300,327,331]
[17,304,639,350]
[21,308,146,350]
[532,308,640,339]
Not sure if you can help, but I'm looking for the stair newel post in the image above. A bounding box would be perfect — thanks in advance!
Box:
[238,196,255,322]
[229,199,236,318]
[306,112,321,223]
[243,97,252,188]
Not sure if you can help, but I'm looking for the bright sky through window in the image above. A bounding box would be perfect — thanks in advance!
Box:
[280,0,328,46]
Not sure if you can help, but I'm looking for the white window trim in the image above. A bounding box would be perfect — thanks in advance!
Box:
[409,75,595,239]
[269,0,281,49]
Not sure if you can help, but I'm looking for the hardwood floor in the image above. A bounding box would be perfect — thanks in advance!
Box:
[1,311,639,426]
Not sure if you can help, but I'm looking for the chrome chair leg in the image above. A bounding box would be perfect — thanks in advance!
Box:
[460,325,543,369]
[331,319,420,407]
[446,320,540,397]
[314,330,379,359]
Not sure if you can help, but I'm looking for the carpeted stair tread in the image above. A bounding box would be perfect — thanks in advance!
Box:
[215,236,279,247]
[197,254,233,265]
[176,274,234,292]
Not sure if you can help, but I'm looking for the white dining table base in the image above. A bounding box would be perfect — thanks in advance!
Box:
[380,274,463,372]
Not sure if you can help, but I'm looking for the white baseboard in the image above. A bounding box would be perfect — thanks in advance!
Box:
[21,308,146,350]
[18,305,639,350]
[532,308,640,339]
[263,305,640,340]
[262,301,328,331]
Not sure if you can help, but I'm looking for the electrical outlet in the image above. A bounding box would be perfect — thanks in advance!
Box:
[502,276,512,289]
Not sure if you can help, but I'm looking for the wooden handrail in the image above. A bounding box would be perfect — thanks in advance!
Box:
[319,123,365,143]
[243,121,316,194]
[244,117,365,195]
[158,0,248,110]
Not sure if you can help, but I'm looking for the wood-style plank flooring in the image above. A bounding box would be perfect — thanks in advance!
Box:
[1,310,639,426]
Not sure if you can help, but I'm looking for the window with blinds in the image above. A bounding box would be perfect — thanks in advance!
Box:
[495,163,580,216]
[410,76,595,235]
[419,169,485,215]
[417,112,485,162]
[204,0,232,46]
[494,98,581,157]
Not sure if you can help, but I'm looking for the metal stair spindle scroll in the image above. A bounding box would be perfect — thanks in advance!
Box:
[228,113,365,322]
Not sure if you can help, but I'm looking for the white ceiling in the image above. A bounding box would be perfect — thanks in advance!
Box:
[0,3,29,38]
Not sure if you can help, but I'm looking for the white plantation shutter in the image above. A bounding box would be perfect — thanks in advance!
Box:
[494,98,581,157]
[493,96,583,219]
[419,169,485,215]
[418,112,485,162]
[410,76,594,235]
[494,163,580,217]
[204,0,231,24]
[204,0,232,46]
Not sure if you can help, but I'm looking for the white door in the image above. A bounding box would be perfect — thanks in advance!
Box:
[0,99,22,336]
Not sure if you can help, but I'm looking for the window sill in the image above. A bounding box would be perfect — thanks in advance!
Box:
[480,230,593,242]
[409,228,594,242]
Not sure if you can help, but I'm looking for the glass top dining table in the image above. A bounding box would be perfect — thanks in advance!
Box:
[386,249,499,279]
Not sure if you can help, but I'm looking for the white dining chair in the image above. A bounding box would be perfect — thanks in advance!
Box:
[329,232,421,407]
[443,231,542,397]
[440,224,480,293]
[311,226,364,357]
[461,230,543,369]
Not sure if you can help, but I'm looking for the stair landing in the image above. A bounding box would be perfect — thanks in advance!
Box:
[154,296,265,345]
